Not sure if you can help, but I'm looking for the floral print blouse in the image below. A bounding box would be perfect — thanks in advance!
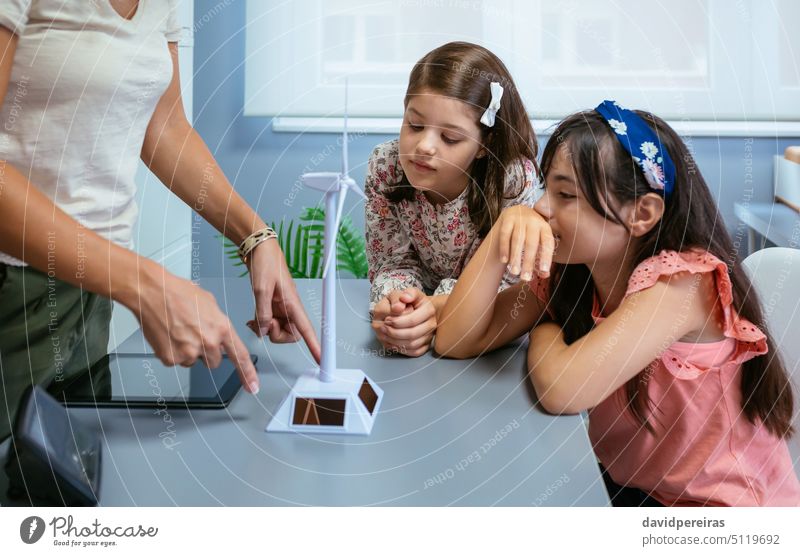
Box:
[365,139,540,309]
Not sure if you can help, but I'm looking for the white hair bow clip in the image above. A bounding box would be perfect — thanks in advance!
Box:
[480,82,504,127]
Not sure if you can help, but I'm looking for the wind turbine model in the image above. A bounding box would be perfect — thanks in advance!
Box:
[267,82,383,436]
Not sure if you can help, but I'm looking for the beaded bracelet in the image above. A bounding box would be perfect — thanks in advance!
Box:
[237,226,278,263]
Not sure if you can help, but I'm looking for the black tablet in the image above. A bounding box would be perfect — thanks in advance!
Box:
[51,353,256,409]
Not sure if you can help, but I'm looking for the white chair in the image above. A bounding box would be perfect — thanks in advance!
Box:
[742,247,800,478]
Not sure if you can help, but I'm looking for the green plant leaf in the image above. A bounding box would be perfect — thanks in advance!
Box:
[336,216,369,278]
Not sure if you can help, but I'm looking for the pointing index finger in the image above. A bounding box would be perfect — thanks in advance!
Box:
[222,324,259,394]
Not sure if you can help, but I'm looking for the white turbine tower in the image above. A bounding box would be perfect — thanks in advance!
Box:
[267,81,383,435]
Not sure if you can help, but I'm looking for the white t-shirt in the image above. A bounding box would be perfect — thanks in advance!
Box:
[0,0,182,266]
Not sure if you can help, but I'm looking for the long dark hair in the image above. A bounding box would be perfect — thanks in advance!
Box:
[388,41,538,236]
[542,110,794,438]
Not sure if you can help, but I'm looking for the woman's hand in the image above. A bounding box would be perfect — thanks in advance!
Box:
[132,263,261,394]
[371,288,439,357]
[494,205,555,280]
[245,239,322,364]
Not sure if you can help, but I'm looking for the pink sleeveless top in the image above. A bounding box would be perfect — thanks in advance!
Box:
[582,249,800,506]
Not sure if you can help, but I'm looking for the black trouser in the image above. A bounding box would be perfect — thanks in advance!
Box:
[600,464,665,507]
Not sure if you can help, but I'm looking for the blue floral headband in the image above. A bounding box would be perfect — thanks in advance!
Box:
[594,100,675,199]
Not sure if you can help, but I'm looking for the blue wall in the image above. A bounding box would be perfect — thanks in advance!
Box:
[191,0,799,278]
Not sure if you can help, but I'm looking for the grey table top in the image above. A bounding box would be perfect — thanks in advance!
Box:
[734,202,800,248]
[3,279,610,507]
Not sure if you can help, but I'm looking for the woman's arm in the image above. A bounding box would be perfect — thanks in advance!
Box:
[141,44,262,246]
[527,271,711,414]
[140,43,321,361]
[0,27,259,392]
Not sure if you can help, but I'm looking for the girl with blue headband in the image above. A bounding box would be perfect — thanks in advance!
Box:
[435,102,799,506]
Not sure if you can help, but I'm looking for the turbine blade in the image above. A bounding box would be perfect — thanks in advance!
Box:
[342,77,349,177]
[322,181,348,279]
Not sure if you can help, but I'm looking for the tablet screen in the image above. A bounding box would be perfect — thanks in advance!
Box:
[51,353,255,409]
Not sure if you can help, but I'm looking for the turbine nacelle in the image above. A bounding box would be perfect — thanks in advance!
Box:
[301,172,364,197]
